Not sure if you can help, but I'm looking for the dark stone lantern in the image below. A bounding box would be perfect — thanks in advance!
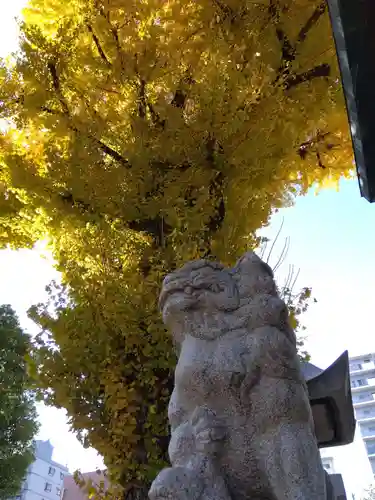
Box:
[301,351,356,448]
[301,351,355,500]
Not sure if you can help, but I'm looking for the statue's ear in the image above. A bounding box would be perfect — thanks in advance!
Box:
[233,251,274,279]
[231,252,277,301]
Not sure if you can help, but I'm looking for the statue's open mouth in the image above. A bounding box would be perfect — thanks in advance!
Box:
[159,282,201,314]
[160,291,200,315]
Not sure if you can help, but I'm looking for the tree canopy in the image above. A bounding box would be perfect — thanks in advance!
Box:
[0,305,39,499]
[0,0,353,497]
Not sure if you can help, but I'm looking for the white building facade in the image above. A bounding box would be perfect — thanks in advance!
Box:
[349,352,375,476]
[320,425,374,499]
[16,440,69,500]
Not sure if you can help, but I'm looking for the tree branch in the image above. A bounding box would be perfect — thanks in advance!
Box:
[47,61,69,114]
[58,191,175,248]
[138,79,147,119]
[269,0,330,91]
[207,171,225,234]
[297,130,336,170]
[48,46,128,168]
[297,1,327,44]
[147,103,165,129]
[213,0,245,25]
[269,0,295,62]
[42,106,131,167]
[94,138,131,166]
[171,74,195,109]
[94,0,125,74]
[199,137,226,258]
[284,63,330,90]
[59,192,93,213]
[86,24,111,66]
[171,89,187,109]
[128,217,172,245]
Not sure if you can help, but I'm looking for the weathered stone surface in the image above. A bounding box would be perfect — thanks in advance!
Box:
[149,252,326,500]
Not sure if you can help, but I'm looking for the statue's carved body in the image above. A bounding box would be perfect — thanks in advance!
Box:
[149,253,326,500]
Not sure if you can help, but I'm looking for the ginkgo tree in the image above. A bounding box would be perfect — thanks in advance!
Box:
[0,0,353,497]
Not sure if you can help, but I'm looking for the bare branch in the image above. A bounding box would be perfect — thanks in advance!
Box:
[284,63,330,90]
[273,236,290,273]
[268,0,330,92]
[269,0,295,62]
[297,1,327,44]
[290,268,301,295]
[266,218,284,264]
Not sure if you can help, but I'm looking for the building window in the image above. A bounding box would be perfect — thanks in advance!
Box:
[361,393,369,400]
[48,466,56,476]
[321,457,334,473]
[354,393,370,402]
[45,483,52,492]
[357,379,367,387]
[56,487,61,496]
[60,472,64,481]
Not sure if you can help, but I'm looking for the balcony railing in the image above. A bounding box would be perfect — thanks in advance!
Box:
[357,415,375,424]
[353,398,375,407]
[351,382,375,393]
[363,433,375,441]
[350,366,375,378]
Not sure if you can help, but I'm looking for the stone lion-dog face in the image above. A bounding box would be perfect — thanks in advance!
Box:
[159,252,293,344]
[159,259,239,340]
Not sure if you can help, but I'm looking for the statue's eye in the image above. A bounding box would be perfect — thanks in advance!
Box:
[208,283,222,293]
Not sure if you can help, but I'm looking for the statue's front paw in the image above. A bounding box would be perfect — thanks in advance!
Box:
[195,426,227,454]
[191,406,227,454]
[149,467,204,500]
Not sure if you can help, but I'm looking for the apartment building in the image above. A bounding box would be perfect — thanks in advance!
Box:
[15,440,69,500]
[320,424,374,499]
[349,352,375,476]
[61,471,108,500]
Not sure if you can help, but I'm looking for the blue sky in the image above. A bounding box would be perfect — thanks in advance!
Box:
[260,178,375,367]
[1,0,374,476]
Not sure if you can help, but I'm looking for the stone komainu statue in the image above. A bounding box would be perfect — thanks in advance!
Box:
[149,252,327,500]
